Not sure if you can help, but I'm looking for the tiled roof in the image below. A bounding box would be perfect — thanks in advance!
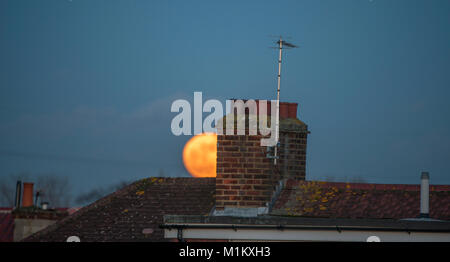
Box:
[23,177,450,241]
[0,208,13,242]
[23,177,215,242]
[271,180,450,220]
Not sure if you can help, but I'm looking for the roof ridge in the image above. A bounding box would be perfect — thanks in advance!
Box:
[286,179,450,191]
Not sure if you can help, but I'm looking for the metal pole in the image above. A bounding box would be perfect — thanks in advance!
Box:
[14,181,22,209]
[420,172,430,218]
[274,37,283,165]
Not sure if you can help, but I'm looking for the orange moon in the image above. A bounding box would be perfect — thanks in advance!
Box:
[183,133,217,178]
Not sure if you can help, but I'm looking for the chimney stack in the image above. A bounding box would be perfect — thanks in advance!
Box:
[215,99,308,212]
[22,182,34,207]
[420,172,430,218]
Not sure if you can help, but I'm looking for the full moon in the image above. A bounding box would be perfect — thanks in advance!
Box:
[183,133,217,178]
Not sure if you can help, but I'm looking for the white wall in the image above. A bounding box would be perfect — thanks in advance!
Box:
[165,228,450,242]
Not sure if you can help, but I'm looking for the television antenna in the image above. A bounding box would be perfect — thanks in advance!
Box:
[272,36,297,165]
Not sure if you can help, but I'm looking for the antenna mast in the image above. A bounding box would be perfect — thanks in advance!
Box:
[273,36,297,165]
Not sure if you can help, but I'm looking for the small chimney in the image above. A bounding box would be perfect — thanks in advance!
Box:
[420,172,430,218]
[14,181,22,209]
[22,182,34,207]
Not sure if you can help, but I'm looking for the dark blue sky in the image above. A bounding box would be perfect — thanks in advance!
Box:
[1,0,450,201]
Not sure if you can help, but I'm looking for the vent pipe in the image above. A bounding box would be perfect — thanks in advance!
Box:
[14,181,22,209]
[420,172,430,218]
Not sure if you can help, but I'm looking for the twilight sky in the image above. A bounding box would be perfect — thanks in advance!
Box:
[1,0,449,203]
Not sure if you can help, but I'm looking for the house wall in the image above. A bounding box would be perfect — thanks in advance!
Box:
[14,218,57,242]
[165,228,450,242]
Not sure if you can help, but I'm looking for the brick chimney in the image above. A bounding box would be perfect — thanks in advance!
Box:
[215,100,309,214]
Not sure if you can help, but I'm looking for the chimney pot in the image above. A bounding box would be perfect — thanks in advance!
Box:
[287,103,298,119]
[229,99,299,119]
[22,182,34,207]
[279,103,289,119]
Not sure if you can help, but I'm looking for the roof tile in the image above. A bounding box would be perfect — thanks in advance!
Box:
[0,209,13,242]
[272,180,450,220]
[24,177,215,242]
